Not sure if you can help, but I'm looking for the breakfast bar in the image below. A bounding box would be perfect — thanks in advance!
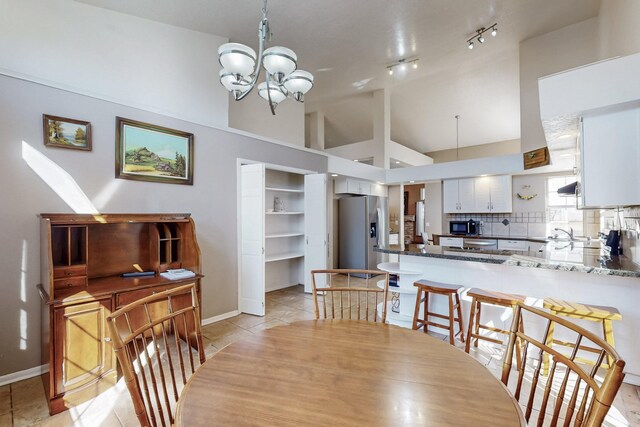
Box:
[375,242,640,385]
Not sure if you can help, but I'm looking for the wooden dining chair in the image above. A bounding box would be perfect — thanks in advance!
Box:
[311,269,390,323]
[502,302,625,427]
[107,284,206,427]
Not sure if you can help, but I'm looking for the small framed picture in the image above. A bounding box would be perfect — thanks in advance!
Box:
[115,117,194,185]
[43,114,92,151]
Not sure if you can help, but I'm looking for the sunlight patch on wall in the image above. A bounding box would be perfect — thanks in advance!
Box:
[92,179,123,211]
[22,141,98,214]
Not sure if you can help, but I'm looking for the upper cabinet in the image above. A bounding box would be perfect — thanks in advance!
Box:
[335,177,387,197]
[443,179,475,213]
[579,107,640,208]
[474,175,512,213]
[444,176,512,213]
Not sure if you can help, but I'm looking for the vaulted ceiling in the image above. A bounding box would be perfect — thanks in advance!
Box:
[77,0,602,152]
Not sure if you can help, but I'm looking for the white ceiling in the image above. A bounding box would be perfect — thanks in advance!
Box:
[76,0,601,152]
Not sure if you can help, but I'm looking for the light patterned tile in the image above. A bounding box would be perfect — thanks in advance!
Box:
[227,313,267,329]
[11,377,49,427]
[0,412,11,427]
[0,385,11,416]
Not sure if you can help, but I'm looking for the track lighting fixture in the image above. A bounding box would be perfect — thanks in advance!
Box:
[466,23,498,50]
[386,58,420,76]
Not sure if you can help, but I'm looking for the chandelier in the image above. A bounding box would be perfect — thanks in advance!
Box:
[217,0,314,115]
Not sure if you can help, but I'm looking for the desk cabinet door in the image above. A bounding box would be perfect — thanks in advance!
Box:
[53,298,114,396]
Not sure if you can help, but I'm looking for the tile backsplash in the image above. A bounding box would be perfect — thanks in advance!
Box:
[448,212,547,223]
[447,212,548,238]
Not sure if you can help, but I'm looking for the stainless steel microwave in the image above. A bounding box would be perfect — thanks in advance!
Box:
[449,220,477,235]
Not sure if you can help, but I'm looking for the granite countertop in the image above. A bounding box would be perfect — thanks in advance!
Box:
[434,233,548,243]
[375,242,640,278]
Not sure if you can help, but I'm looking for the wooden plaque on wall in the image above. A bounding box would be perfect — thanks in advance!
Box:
[523,147,550,170]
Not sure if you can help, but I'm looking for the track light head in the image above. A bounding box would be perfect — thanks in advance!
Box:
[468,42,474,50]
[491,26,498,37]
[412,62,418,69]
[388,68,393,75]
[478,35,485,43]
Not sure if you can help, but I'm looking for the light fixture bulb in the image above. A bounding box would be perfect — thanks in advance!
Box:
[389,68,394,75]
[218,43,257,78]
[412,62,418,69]
[395,161,400,164]
[478,36,485,43]
[283,70,314,102]
[491,27,498,37]
[257,81,287,104]
[262,46,297,82]
[331,174,339,177]
[400,64,406,71]
[353,159,359,162]
[468,42,474,50]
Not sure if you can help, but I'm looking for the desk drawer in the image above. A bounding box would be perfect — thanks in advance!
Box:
[54,265,87,279]
[54,276,87,290]
[115,282,198,308]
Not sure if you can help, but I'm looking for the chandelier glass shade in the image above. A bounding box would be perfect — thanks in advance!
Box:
[217,0,313,115]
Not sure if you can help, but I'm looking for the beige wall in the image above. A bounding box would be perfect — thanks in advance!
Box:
[425,139,520,164]
[598,0,640,58]
[229,93,305,147]
[0,74,326,376]
[519,18,599,153]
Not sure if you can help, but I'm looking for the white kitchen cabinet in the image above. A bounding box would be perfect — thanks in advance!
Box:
[335,177,380,196]
[497,239,529,251]
[444,176,510,213]
[579,107,640,208]
[439,237,464,248]
[443,179,475,213]
[443,180,460,213]
[458,179,475,212]
[474,176,512,213]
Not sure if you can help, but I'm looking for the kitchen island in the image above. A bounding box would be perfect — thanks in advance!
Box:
[375,243,640,384]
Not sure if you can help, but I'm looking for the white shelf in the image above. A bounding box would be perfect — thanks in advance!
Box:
[265,187,304,193]
[265,233,304,239]
[377,262,422,275]
[265,252,305,262]
[265,211,304,215]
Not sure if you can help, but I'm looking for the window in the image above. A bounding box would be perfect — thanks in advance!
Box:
[546,176,584,236]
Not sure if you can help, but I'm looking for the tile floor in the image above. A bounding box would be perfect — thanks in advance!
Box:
[1,285,639,426]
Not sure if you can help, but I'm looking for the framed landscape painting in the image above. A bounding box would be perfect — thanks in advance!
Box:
[43,114,92,151]
[115,117,194,185]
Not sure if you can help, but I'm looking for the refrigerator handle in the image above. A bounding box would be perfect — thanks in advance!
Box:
[376,207,383,246]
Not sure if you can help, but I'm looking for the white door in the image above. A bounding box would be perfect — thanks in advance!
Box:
[304,173,327,293]
[458,178,476,212]
[489,175,512,212]
[474,177,492,213]
[442,180,459,213]
[239,163,265,315]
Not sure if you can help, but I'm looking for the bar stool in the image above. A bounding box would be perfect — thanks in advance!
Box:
[543,298,622,374]
[413,280,465,345]
[465,288,526,369]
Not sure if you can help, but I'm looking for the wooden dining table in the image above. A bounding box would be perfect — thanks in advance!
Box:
[175,320,525,426]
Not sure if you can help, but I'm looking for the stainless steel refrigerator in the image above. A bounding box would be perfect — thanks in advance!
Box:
[338,196,388,271]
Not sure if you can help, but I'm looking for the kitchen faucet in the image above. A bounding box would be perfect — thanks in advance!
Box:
[554,227,574,239]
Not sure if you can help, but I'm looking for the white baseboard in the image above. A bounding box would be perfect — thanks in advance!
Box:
[625,373,640,386]
[0,364,48,387]
[201,310,240,326]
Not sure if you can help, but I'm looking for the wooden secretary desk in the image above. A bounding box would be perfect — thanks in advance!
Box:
[37,213,203,415]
